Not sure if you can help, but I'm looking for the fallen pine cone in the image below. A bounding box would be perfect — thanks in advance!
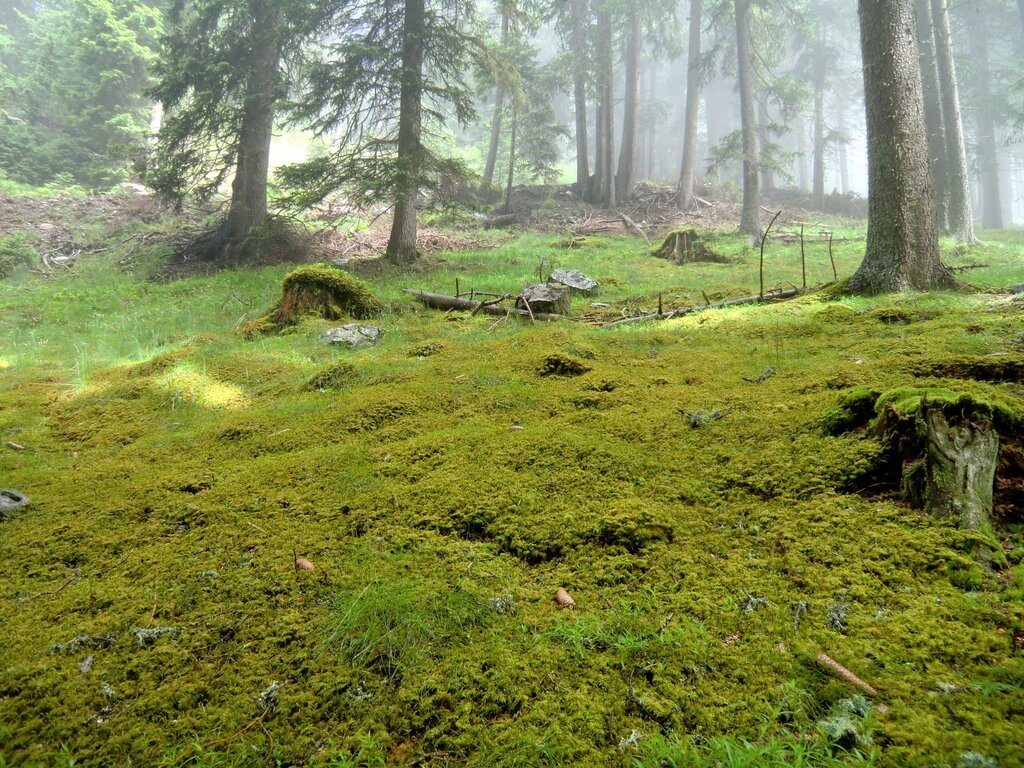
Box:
[555,588,576,609]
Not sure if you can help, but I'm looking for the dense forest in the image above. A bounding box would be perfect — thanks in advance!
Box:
[1,1,1023,766]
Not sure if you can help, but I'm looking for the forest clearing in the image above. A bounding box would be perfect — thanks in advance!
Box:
[1,188,1022,767]
[2,0,1024,765]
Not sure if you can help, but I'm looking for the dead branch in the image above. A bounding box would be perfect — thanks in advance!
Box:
[404,289,565,321]
[603,287,804,328]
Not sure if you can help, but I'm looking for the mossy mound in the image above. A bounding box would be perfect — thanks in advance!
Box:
[243,266,382,337]
[652,229,730,264]
[304,362,357,391]
[818,387,882,435]
[908,354,1024,384]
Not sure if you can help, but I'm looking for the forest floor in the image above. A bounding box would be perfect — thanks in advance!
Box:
[0,189,1023,768]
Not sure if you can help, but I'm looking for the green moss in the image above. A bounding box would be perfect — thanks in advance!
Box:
[304,361,357,391]
[0,233,37,279]
[819,387,883,435]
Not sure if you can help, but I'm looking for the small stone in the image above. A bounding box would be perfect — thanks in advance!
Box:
[0,489,30,521]
[1010,284,1024,294]
[79,655,94,675]
[322,324,385,349]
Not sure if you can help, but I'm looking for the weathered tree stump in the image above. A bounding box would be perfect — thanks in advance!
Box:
[900,405,999,530]
[548,269,599,296]
[517,283,571,315]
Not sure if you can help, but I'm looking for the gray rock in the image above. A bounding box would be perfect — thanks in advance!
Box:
[0,489,29,521]
[1010,284,1024,294]
[323,324,385,348]
[517,283,571,315]
[549,268,599,296]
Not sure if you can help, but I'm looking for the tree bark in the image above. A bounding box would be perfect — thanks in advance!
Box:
[1019,0,1024,33]
[500,100,518,215]
[224,1,282,245]
[593,1,615,208]
[836,102,850,195]
[851,0,950,294]
[735,0,760,236]
[675,0,700,208]
[480,11,510,198]
[914,0,948,232]
[930,0,975,243]
[757,101,775,194]
[966,13,1003,231]
[386,0,425,265]
[615,8,640,202]
[812,64,826,210]
[677,0,702,209]
[795,116,809,192]
[571,0,591,200]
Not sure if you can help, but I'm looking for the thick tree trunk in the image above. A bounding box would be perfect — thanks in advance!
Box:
[571,0,591,200]
[930,0,975,243]
[615,9,640,202]
[735,0,760,236]
[677,0,702,210]
[386,0,425,266]
[1019,0,1024,33]
[224,2,282,245]
[851,0,950,294]
[480,13,510,198]
[676,8,701,200]
[914,0,948,232]
[966,16,1003,231]
[646,63,657,181]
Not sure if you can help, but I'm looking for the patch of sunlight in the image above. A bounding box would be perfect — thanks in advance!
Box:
[153,364,249,409]
[0,358,10,370]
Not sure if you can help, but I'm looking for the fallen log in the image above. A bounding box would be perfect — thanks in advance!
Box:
[404,289,565,321]
[603,287,804,328]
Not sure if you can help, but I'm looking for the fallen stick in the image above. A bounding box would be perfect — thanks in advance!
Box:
[404,289,565,321]
[603,287,803,328]
[815,653,881,697]
[619,212,651,245]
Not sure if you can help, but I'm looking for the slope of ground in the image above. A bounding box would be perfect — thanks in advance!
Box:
[0,215,1022,768]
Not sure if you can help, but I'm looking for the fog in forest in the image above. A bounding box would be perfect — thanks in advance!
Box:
[1,0,1022,227]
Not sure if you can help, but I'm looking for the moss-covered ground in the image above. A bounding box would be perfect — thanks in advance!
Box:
[1,220,1023,767]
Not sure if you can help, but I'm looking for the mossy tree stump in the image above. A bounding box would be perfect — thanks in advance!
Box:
[876,389,1015,534]
[900,405,999,530]
[244,266,383,337]
[652,229,729,264]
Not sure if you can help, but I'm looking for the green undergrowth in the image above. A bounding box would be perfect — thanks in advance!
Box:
[0,225,1023,767]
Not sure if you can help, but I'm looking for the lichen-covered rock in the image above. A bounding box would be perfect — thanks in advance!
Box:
[323,324,385,349]
[548,269,599,296]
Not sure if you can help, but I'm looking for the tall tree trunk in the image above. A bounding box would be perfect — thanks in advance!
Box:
[677,0,702,209]
[501,100,518,215]
[851,0,949,294]
[757,101,775,194]
[646,62,657,181]
[224,2,282,246]
[480,11,510,198]
[795,116,809,192]
[836,103,850,195]
[966,13,1003,230]
[386,0,425,265]
[616,8,640,202]
[931,0,975,243]
[812,80,825,209]
[915,0,948,232]
[571,0,591,200]
[593,1,615,208]
[735,0,760,235]
[1018,0,1024,33]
